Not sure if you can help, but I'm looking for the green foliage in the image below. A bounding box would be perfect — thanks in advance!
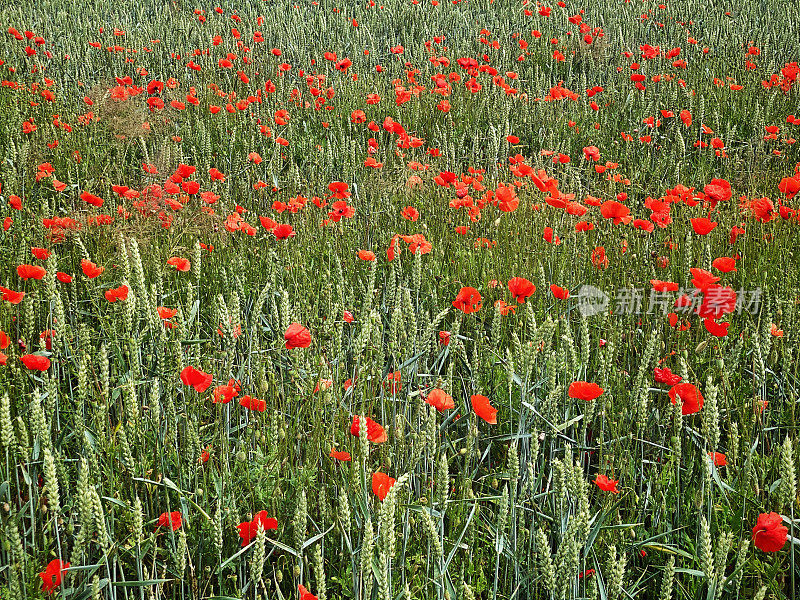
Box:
[0,0,799,599]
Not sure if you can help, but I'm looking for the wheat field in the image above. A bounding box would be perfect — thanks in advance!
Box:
[1,0,800,599]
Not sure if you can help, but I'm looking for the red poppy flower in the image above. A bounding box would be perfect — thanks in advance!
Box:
[594,474,619,494]
[180,366,213,393]
[566,202,589,217]
[299,585,319,600]
[496,183,519,212]
[104,284,129,303]
[213,383,238,404]
[729,224,746,244]
[654,367,682,385]
[703,178,732,206]
[568,381,604,401]
[696,285,737,319]
[582,145,600,161]
[508,277,535,303]
[328,200,355,222]
[274,224,296,239]
[20,354,51,371]
[167,256,191,272]
[358,249,376,261]
[17,264,47,280]
[689,268,720,292]
[80,191,104,207]
[328,181,350,199]
[650,280,679,292]
[372,472,396,501]
[81,259,104,278]
[778,176,800,199]
[330,448,351,461]
[384,371,402,394]
[158,307,177,320]
[284,323,311,349]
[39,559,70,594]
[401,206,420,221]
[550,284,570,300]
[237,510,278,546]
[350,416,388,443]
[668,382,704,415]
[156,511,182,531]
[452,287,482,313]
[690,217,717,235]
[0,287,25,304]
[425,388,455,412]
[56,272,73,283]
[600,200,632,225]
[752,512,788,552]
[708,452,727,467]
[703,318,729,337]
[240,395,266,412]
[591,246,609,270]
[175,164,198,180]
[181,180,200,195]
[259,216,278,231]
[471,394,497,424]
[543,226,560,244]
[711,257,736,273]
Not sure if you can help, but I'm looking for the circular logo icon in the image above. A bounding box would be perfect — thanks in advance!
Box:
[576,284,609,316]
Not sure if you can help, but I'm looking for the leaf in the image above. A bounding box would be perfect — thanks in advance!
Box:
[585,496,627,553]
[301,524,334,550]
[399,351,426,370]
[443,502,477,571]
[218,543,254,573]
[112,580,172,587]
[102,496,130,509]
[592,553,608,600]
[265,536,299,557]
[186,299,200,328]
[674,568,706,578]
[554,414,583,432]
[20,463,31,486]
[62,579,109,600]
[132,477,211,522]
[709,460,735,494]
[640,543,695,560]
[63,564,104,572]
